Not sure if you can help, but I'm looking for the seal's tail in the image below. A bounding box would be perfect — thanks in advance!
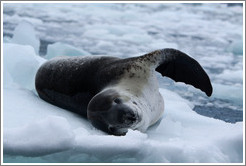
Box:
[141,48,213,97]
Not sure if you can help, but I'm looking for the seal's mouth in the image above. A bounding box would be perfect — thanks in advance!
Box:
[108,126,128,136]
[88,115,131,136]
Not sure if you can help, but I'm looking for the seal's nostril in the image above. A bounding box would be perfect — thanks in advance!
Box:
[124,112,137,123]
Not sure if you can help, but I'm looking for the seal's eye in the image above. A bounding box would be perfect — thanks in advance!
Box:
[113,98,122,104]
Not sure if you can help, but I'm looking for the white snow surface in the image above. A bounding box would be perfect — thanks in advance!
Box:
[2,3,244,163]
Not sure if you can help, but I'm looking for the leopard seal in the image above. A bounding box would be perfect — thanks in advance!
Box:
[35,48,212,136]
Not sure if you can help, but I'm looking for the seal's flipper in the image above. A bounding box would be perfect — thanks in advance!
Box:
[142,48,213,96]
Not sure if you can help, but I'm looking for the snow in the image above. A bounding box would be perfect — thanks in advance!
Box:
[2,2,244,164]
[3,83,243,163]
[4,116,75,156]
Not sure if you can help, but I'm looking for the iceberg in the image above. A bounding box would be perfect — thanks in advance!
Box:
[45,42,91,60]
[212,83,243,106]
[227,38,243,56]
[3,43,45,91]
[10,21,40,55]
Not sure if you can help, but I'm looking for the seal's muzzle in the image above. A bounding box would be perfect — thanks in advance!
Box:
[87,89,138,136]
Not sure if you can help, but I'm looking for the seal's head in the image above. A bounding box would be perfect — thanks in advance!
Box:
[87,89,140,136]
